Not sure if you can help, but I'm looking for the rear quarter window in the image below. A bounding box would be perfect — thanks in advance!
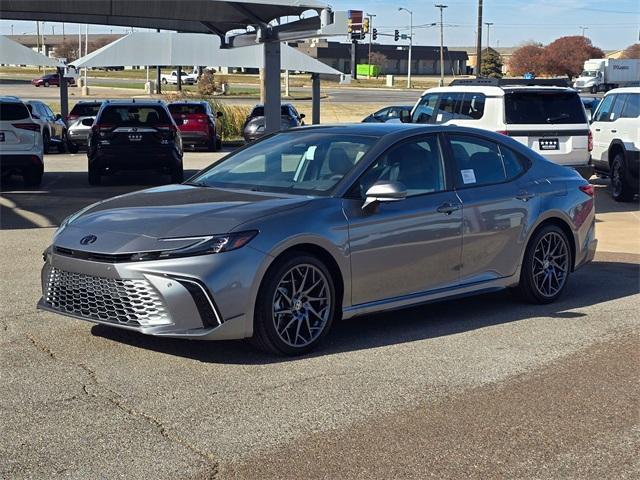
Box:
[505,91,586,125]
[0,102,30,121]
[169,104,206,115]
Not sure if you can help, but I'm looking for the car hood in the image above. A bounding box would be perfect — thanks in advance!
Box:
[55,184,311,254]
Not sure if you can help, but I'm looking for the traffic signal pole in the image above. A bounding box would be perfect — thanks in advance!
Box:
[351,39,358,79]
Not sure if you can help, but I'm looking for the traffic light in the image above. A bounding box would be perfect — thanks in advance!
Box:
[363,18,370,33]
[347,19,353,34]
[372,28,378,40]
[394,29,399,41]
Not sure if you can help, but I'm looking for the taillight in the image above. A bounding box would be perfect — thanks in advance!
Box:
[588,130,593,152]
[91,124,113,137]
[156,124,178,134]
[13,123,40,131]
[496,130,508,136]
[579,184,595,197]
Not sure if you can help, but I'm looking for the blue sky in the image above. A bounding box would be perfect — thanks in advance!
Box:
[1,0,638,50]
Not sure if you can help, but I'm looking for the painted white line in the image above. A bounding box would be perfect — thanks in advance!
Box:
[0,195,55,228]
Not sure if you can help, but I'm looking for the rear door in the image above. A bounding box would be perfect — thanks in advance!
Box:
[590,94,618,171]
[504,90,590,167]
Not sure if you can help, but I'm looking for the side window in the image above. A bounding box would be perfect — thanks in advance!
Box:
[621,94,640,118]
[458,93,486,120]
[593,95,616,122]
[498,145,525,179]
[434,93,463,124]
[610,94,627,122]
[449,135,511,186]
[354,135,446,197]
[374,108,390,120]
[411,93,439,124]
[44,105,55,119]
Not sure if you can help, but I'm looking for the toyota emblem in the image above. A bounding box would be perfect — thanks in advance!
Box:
[80,235,97,245]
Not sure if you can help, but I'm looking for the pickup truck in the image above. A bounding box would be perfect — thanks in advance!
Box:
[160,71,197,85]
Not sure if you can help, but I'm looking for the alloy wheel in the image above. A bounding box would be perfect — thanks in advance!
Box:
[532,231,569,298]
[272,264,331,348]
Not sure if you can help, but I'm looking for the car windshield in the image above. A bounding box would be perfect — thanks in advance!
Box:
[99,105,170,125]
[581,70,598,77]
[250,106,291,117]
[505,91,586,124]
[70,103,101,117]
[169,104,206,115]
[190,131,376,196]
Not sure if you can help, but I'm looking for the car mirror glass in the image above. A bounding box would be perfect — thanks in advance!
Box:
[55,114,63,121]
[299,113,305,119]
[399,110,412,123]
[363,181,407,209]
[216,111,223,118]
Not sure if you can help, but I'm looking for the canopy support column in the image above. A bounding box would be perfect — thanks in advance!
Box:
[311,73,320,124]
[177,65,182,91]
[156,66,161,94]
[263,40,281,134]
[57,67,69,123]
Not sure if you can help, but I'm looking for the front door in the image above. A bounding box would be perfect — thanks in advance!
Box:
[343,134,463,306]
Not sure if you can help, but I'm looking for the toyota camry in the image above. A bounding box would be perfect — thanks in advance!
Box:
[39,124,597,355]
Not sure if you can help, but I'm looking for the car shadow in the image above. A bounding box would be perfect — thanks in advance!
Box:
[591,178,639,214]
[90,256,639,365]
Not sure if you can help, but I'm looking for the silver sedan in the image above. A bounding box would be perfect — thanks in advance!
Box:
[39,124,597,355]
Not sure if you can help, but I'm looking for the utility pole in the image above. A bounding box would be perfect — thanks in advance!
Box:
[10,24,14,36]
[475,0,483,77]
[367,13,376,77]
[398,7,413,88]
[579,26,588,37]
[485,22,493,49]
[156,28,162,94]
[351,39,358,80]
[435,4,448,86]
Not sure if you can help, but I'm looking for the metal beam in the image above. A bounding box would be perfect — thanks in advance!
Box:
[263,40,281,134]
[311,73,320,124]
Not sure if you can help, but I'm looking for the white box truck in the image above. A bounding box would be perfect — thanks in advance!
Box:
[573,59,640,93]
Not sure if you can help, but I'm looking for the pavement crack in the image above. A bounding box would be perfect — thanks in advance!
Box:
[77,363,219,479]
[25,332,56,359]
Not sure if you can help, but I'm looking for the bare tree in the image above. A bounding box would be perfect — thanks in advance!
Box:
[369,52,388,77]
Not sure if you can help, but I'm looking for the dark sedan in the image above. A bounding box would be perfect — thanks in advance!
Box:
[31,73,76,87]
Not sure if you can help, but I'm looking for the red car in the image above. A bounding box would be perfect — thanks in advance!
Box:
[168,101,222,151]
[32,73,76,87]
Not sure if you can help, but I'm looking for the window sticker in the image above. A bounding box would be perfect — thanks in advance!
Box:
[461,169,477,184]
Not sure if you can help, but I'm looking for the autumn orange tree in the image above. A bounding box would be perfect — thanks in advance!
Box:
[508,42,545,76]
[542,36,604,80]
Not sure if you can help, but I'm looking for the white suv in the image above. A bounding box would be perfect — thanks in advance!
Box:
[590,87,639,202]
[408,79,592,178]
[0,96,44,186]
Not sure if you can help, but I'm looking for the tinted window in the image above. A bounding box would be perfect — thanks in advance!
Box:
[593,95,615,122]
[250,106,292,117]
[373,107,390,120]
[0,102,30,121]
[168,104,206,115]
[70,103,102,117]
[458,93,486,120]
[192,132,375,196]
[505,91,586,124]
[412,93,439,123]
[610,94,628,121]
[434,92,463,123]
[99,105,170,125]
[621,94,640,118]
[449,135,522,186]
[355,135,446,197]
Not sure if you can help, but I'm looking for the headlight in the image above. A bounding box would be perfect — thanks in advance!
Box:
[131,231,258,261]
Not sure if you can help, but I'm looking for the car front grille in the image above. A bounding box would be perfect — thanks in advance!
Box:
[44,267,171,326]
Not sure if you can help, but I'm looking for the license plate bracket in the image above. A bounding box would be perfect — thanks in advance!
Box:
[539,138,559,150]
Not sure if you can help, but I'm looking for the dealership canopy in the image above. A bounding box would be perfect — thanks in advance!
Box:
[70,32,341,76]
[0,35,62,67]
[0,0,347,132]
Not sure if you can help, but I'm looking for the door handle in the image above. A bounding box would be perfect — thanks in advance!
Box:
[594,128,601,132]
[515,191,535,202]
[611,130,617,133]
[437,202,461,215]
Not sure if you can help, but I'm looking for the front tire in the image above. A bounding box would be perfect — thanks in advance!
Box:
[57,131,67,153]
[611,153,635,202]
[516,225,571,304]
[252,254,337,356]
[42,130,50,154]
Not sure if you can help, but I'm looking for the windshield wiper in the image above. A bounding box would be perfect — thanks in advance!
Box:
[546,113,570,123]
[184,181,208,187]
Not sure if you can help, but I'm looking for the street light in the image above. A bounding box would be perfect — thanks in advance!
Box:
[435,4,448,86]
[398,7,413,88]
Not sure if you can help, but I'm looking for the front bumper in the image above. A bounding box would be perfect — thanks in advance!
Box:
[38,246,268,340]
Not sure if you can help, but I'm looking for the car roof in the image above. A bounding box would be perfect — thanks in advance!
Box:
[604,87,640,95]
[168,101,207,105]
[100,99,167,106]
[418,85,576,97]
[288,123,442,136]
[0,96,24,103]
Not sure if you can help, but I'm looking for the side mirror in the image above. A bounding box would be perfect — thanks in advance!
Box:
[216,111,223,118]
[81,118,94,127]
[299,113,306,119]
[55,113,63,121]
[399,110,412,123]
[363,181,407,209]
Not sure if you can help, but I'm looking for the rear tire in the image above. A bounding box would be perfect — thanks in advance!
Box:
[251,254,336,356]
[42,130,50,154]
[611,153,635,202]
[515,225,571,304]
[23,168,43,187]
[88,164,101,185]
[57,131,67,153]
[207,133,218,151]
[44,81,50,87]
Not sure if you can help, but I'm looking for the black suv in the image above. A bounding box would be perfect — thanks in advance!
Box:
[86,100,183,185]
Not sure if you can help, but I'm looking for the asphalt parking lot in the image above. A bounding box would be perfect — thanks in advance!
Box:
[1,151,639,479]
